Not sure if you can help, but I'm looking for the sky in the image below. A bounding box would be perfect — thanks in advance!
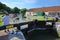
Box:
[0,0,60,9]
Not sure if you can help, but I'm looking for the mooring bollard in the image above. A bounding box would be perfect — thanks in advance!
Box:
[55,22,60,37]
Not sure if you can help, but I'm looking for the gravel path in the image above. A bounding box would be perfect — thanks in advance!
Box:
[0,30,8,40]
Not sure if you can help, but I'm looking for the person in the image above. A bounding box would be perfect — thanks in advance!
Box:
[55,14,59,21]
[45,14,48,20]
[2,13,10,32]
[2,13,10,25]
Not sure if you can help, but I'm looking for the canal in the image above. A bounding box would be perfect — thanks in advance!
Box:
[0,15,60,40]
[24,30,60,40]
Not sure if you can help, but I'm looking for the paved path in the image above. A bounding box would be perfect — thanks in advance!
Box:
[0,30,26,40]
[0,30,8,40]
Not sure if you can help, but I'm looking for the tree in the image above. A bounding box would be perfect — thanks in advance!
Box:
[0,2,4,10]
[4,7,12,13]
[20,8,27,17]
[0,2,12,13]
[12,7,20,13]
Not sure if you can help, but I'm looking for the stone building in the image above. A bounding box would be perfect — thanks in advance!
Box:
[25,6,60,17]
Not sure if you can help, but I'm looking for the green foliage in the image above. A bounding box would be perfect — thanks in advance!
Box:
[0,15,3,26]
[12,7,20,13]
[0,11,3,14]
[0,2,20,14]
[4,7,12,13]
[0,2,27,15]
[20,8,27,17]
[20,8,27,13]
[0,2,12,13]
[0,2,4,10]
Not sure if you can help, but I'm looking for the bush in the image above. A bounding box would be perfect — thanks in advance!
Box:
[0,16,3,26]
[0,11,3,15]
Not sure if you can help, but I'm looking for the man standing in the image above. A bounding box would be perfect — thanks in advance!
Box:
[55,14,59,21]
[2,13,10,32]
[2,13,10,25]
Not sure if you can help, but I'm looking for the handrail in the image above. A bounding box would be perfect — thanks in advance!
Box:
[0,21,34,30]
[0,20,56,30]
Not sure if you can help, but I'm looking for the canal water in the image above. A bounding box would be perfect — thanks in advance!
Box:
[9,17,60,40]
[26,30,60,40]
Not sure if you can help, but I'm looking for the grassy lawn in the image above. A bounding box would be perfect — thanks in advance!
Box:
[32,16,54,21]
[0,15,3,26]
[36,16,45,20]
[47,17,54,20]
[25,16,54,21]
